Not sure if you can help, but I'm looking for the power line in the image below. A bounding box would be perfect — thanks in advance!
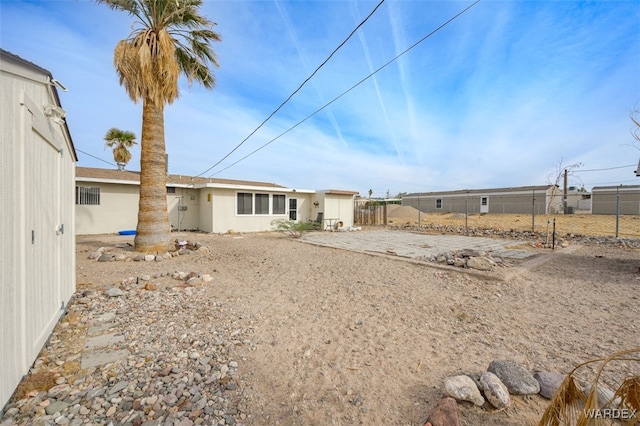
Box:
[195,0,386,178]
[77,148,116,167]
[575,164,636,172]
[209,0,481,177]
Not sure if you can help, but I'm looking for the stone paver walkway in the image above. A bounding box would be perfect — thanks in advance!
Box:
[302,229,538,260]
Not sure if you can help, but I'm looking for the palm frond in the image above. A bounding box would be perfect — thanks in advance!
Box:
[538,375,586,426]
[102,0,220,103]
[538,348,640,426]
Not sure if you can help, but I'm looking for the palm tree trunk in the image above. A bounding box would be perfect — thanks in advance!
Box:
[134,100,171,253]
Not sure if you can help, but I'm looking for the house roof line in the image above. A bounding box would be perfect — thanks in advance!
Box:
[1,49,78,162]
[592,185,640,191]
[76,167,354,194]
[319,189,360,196]
[404,185,559,198]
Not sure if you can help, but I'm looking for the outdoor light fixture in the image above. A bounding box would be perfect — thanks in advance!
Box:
[50,78,68,92]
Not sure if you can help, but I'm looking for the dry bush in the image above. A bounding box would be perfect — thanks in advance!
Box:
[539,348,640,426]
[11,370,57,402]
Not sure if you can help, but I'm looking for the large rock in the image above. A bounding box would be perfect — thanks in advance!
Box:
[466,256,494,271]
[480,372,510,409]
[534,371,565,399]
[444,375,485,406]
[106,287,125,297]
[487,360,540,395]
[426,397,460,426]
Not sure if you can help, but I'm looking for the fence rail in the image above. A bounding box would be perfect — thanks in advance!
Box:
[354,204,640,238]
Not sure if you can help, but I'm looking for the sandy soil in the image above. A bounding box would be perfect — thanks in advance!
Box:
[67,228,640,425]
[385,207,640,238]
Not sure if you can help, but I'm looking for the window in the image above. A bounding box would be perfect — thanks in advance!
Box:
[435,198,442,209]
[237,192,288,215]
[273,194,286,215]
[166,187,176,194]
[237,192,252,215]
[76,186,100,205]
[481,197,488,206]
[289,198,297,220]
[255,194,269,214]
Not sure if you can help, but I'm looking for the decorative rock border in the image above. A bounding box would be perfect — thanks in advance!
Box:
[432,359,562,425]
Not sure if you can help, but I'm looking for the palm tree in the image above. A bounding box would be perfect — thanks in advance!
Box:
[97,0,221,253]
[104,127,137,171]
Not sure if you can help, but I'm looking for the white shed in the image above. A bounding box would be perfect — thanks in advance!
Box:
[1,49,77,410]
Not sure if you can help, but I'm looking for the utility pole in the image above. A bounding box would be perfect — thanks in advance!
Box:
[563,169,568,214]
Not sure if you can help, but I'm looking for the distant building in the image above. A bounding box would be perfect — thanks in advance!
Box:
[591,185,640,215]
[402,185,590,215]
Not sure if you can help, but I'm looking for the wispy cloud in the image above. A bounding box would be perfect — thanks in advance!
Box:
[1,0,638,197]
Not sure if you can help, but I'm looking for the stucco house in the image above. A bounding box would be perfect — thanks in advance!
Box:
[75,167,358,235]
[402,185,590,215]
[1,49,77,410]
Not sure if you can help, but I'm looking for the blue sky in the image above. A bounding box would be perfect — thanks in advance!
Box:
[2,0,639,197]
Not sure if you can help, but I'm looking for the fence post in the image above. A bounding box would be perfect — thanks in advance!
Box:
[615,185,620,239]
[465,191,469,235]
[383,202,387,226]
[531,189,535,233]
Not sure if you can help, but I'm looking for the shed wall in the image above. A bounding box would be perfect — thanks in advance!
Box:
[322,194,355,227]
[1,59,75,410]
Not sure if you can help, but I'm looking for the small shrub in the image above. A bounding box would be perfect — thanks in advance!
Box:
[271,219,316,237]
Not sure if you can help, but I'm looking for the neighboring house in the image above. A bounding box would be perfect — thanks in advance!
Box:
[1,50,77,410]
[75,167,358,235]
[591,185,640,215]
[402,185,589,215]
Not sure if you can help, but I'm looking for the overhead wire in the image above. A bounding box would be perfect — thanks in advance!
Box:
[574,164,636,172]
[195,0,387,178]
[208,0,481,177]
[76,148,116,167]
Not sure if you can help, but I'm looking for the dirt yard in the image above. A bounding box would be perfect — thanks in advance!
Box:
[7,223,639,426]
[386,207,640,239]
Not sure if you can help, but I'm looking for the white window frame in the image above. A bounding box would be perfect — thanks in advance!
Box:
[273,194,286,215]
[236,192,288,216]
[76,186,100,205]
[254,193,270,215]
[237,192,253,215]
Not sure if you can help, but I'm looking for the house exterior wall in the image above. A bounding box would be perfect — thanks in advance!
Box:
[75,181,139,234]
[168,187,200,231]
[74,168,357,235]
[1,51,76,410]
[592,186,640,215]
[205,187,309,234]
